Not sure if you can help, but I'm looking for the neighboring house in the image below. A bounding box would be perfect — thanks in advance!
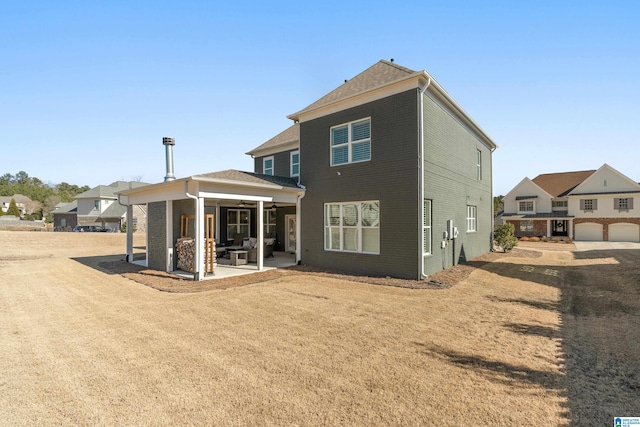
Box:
[119,59,498,280]
[72,181,149,232]
[0,194,33,216]
[502,164,640,242]
[51,201,78,231]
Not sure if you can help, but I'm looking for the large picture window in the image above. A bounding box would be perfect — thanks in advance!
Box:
[518,201,534,213]
[330,118,371,166]
[466,205,477,232]
[324,201,379,254]
[227,209,250,239]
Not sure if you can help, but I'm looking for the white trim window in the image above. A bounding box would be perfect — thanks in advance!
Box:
[227,209,250,239]
[476,149,482,180]
[324,201,379,254]
[518,200,534,213]
[290,151,299,177]
[520,220,534,232]
[466,205,477,232]
[264,209,276,237]
[423,199,432,255]
[330,118,371,166]
[263,156,274,176]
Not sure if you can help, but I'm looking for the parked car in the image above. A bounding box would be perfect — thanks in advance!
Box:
[73,225,108,232]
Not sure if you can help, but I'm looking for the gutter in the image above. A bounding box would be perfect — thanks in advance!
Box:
[418,77,431,279]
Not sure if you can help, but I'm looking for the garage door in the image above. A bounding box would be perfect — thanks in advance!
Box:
[609,223,640,243]
[575,223,603,241]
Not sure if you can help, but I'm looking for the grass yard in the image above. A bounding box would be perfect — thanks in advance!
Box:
[0,231,638,425]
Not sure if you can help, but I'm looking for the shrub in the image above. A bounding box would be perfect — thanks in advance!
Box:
[520,236,530,241]
[494,223,518,252]
[530,236,540,242]
[6,199,21,217]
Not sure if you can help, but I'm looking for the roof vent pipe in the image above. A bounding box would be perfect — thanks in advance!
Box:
[162,137,176,182]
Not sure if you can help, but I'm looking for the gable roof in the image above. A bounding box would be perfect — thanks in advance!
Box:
[75,181,149,199]
[568,163,640,196]
[0,194,33,204]
[246,123,299,157]
[289,60,417,119]
[51,201,77,214]
[532,170,596,197]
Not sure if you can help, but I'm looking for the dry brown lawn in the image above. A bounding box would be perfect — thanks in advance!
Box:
[0,231,638,426]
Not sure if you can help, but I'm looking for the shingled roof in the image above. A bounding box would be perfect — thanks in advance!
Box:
[532,170,596,197]
[288,60,417,119]
[194,170,300,189]
[246,123,299,156]
[75,181,149,199]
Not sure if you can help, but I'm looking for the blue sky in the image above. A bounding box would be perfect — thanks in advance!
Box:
[2,1,638,195]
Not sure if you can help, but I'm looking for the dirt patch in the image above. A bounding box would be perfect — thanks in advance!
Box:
[98,247,543,293]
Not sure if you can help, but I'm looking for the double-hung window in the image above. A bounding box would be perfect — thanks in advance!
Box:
[264,209,276,236]
[581,199,597,212]
[263,156,274,176]
[324,201,379,254]
[330,118,371,166]
[423,200,432,255]
[466,205,477,232]
[615,197,633,211]
[518,201,534,213]
[227,209,250,239]
[476,149,482,180]
[290,151,299,177]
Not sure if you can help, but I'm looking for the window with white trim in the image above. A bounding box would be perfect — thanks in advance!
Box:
[581,199,596,211]
[615,197,632,211]
[466,205,477,232]
[423,199,432,255]
[290,151,299,177]
[518,201,534,212]
[227,209,250,239]
[324,201,379,254]
[263,156,274,176]
[330,118,371,166]
[264,209,276,237]
[476,149,482,180]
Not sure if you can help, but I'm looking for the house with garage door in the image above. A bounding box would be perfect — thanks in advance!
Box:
[502,164,640,242]
[119,59,498,280]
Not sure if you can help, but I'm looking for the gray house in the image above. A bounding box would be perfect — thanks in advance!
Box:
[120,60,497,280]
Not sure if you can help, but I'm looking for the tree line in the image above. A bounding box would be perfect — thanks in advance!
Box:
[0,171,89,221]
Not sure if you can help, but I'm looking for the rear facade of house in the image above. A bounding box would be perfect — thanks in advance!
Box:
[250,60,497,280]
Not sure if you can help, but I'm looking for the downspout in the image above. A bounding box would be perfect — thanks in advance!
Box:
[490,145,497,251]
[184,180,199,281]
[295,184,306,265]
[418,77,431,279]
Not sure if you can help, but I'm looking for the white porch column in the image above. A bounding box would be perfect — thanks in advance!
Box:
[215,205,221,244]
[569,219,574,239]
[195,196,205,280]
[547,220,551,237]
[257,201,264,271]
[166,200,173,272]
[126,204,134,263]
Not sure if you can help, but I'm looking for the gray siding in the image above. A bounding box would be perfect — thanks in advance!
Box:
[422,93,494,275]
[254,149,298,177]
[147,201,166,271]
[300,89,420,279]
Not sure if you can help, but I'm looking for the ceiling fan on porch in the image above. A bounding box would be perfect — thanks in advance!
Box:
[237,200,256,208]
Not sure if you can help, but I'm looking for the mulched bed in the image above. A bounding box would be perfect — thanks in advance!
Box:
[98,247,542,293]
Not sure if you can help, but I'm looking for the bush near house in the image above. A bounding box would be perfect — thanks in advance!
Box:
[494,223,518,252]
[6,199,21,217]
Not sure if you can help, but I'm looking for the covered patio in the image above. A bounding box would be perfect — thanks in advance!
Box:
[118,170,305,280]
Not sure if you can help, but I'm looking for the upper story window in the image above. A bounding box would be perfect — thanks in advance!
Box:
[615,197,633,211]
[518,201,534,213]
[330,118,371,166]
[94,200,100,210]
[581,199,597,212]
[476,149,482,180]
[290,151,299,177]
[263,156,274,176]
[552,200,568,211]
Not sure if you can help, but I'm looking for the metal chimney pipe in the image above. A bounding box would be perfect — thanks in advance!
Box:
[162,137,176,182]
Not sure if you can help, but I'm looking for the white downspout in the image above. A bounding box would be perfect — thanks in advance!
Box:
[185,180,201,281]
[419,78,431,279]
